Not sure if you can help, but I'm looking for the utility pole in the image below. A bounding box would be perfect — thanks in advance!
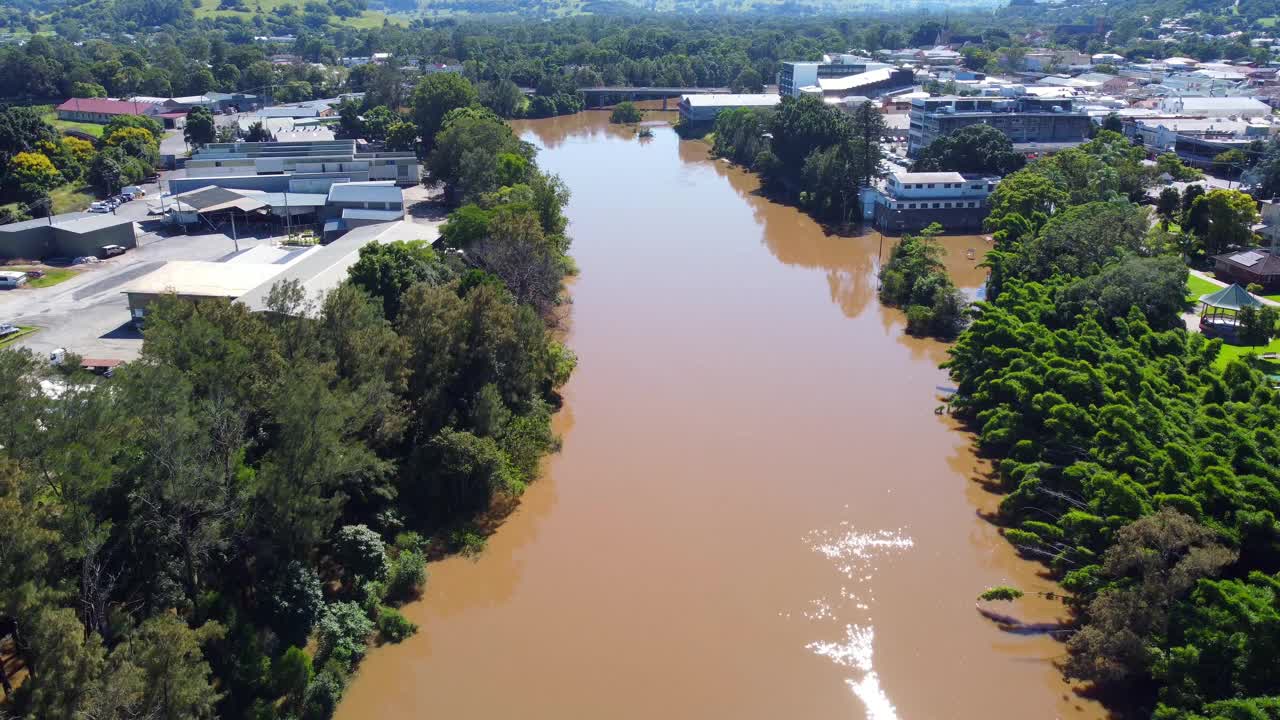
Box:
[230,209,240,253]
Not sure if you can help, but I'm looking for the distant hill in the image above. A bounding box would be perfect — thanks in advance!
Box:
[417,0,1005,16]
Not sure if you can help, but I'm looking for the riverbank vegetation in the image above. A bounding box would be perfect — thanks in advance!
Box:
[609,101,643,124]
[712,95,885,226]
[950,132,1280,719]
[0,93,575,720]
[878,223,969,339]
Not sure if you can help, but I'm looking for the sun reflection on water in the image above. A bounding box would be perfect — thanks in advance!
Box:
[802,524,913,720]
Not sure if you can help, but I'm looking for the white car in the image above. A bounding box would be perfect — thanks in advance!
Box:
[0,324,18,337]
[89,202,110,213]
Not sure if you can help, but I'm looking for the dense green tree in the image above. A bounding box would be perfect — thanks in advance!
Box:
[184,106,217,147]
[1189,189,1259,256]
[410,72,479,149]
[479,78,525,119]
[913,124,1025,176]
[729,66,764,93]
[348,239,451,321]
[609,101,643,124]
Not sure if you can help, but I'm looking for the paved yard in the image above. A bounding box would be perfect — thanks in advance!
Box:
[0,228,274,362]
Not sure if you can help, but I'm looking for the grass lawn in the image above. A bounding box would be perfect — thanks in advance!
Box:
[50,184,95,214]
[1258,16,1279,27]
[32,105,105,138]
[8,267,79,288]
[0,327,38,348]
[1186,275,1221,304]
[1215,337,1280,370]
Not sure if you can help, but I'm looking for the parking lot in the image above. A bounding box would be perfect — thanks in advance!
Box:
[0,219,279,361]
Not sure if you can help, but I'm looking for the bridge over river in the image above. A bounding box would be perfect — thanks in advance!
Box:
[578,85,729,109]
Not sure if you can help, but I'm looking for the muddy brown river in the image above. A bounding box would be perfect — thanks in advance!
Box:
[336,111,1107,720]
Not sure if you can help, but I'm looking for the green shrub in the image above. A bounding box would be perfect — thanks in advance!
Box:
[314,602,374,668]
[905,305,934,336]
[272,646,313,710]
[385,548,427,601]
[333,524,389,582]
[376,606,418,643]
[301,670,345,720]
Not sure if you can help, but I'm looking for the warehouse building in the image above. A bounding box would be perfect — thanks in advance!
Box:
[0,213,138,261]
[123,221,405,325]
[182,139,419,185]
[677,93,782,124]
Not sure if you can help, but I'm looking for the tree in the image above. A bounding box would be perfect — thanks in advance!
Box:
[244,120,273,142]
[184,107,217,147]
[87,149,125,196]
[410,72,478,149]
[479,79,525,119]
[110,615,226,720]
[1213,148,1248,178]
[1238,305,1279,348]
[471,209,564,315]
[73,81,107,97]
[1062,255,1191,331]
[384,121,417,152]
[1156,152,1201,181]
[347,239,450,320]
[730,67,764,93]
[8,151,61,191]
[272,646,312,714]
[913,124,1025,176]
[1101,112,1123,133]
[1190,189,1259,255]
[609,101,643,124]
[847,102,886,189]
[439,204,491,249]
[102,114,163,143]
[1156,186,1182,221]
[1066,509,1235,690]
[0,106,58,168]
[333,524,388,581]
[425,108,529,204]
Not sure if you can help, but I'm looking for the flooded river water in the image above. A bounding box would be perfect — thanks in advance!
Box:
[336,112,1107,720]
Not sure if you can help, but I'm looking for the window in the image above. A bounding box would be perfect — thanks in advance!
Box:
[927,183,935,188]
[968,201,976,208]
[908,203,916,209]
[944,202,952,208]
[970,184,982,190]
[932,202,941,209]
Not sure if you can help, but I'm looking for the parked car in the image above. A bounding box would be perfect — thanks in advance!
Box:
[24,269,45,279]
[99,245,126,258]
[89,201,110,213]
[0,323,18,337]
[0,271,28,288]
[73,256,101,265]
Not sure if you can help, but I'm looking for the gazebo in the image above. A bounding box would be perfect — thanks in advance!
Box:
[1199,283,1265,339]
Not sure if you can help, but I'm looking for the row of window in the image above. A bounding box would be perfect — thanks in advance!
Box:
[887,201,981,210]
[898,182,991,190]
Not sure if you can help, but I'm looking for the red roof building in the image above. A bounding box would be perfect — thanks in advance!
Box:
[55,98,159,124]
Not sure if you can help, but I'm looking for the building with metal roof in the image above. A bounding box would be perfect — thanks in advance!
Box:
[55,98,163,124]
[237,222,405,314]
[0,212,137,260]
[121,261,286,326]
[1158,96,1270,118]
[677,93,781,123]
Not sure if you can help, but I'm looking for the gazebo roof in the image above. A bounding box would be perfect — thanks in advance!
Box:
[1200,283,1265,311]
